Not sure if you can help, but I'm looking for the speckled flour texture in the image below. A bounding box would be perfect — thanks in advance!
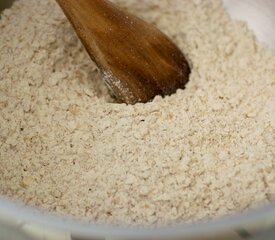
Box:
[0,0,274,225]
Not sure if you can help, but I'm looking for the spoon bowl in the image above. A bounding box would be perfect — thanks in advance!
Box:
[56,0,190,104]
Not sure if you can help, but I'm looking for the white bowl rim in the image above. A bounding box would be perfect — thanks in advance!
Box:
[0,196,275,239]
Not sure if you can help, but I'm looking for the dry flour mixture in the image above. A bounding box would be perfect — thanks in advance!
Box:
[0,0,274,225]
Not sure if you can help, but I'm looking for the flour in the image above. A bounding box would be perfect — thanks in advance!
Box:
[0,0,274,225]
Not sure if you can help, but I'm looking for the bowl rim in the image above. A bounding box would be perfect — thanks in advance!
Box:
[0,196,275,239]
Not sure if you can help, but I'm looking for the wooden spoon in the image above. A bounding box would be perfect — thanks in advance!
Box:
[56,0,190,104]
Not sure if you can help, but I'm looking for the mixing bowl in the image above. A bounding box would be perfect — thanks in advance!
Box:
[0,0,274,239]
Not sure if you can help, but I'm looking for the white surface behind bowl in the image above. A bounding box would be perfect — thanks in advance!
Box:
[223,0,275,51]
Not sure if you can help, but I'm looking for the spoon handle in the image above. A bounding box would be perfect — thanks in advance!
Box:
[56,0,116,68]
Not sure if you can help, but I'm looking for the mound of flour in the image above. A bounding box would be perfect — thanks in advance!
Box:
[0,0,274,225]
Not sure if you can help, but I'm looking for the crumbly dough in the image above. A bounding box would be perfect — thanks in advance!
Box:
[0,0,274,225]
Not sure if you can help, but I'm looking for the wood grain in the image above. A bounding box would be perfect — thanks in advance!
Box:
[56,0,190,104]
